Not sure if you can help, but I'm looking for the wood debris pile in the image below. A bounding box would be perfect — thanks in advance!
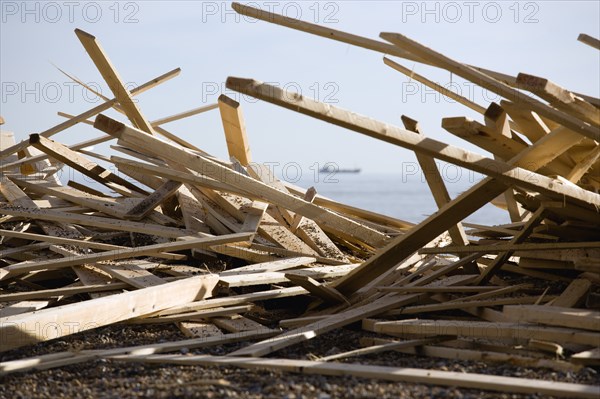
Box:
[1,3,599,397]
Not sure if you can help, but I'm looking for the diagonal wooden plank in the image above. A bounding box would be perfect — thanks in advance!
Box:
[75,29,155,134]
[380,32,600,141]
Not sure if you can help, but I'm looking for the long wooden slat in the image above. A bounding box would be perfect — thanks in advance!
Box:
[0,275,219,352]
[224,78,600,207]
[380,32,600,141]
[110,354,599,399]
[75,29,155,134]
[367,319,599,346]
[0,68,179,161]
[503,305,600,331]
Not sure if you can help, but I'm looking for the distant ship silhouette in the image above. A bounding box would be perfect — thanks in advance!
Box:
[319,166,361,174]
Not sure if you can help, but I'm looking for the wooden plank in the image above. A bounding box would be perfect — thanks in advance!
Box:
[476,207,546,284]
[49,245,166,289]
[75,29,155,134]
[0,204,202,239]
[211,316,267,333]
[0,282,134,302]
[578,33,600,50]
[516,73,600,126]
[552,279,593,308]
[386,58,486,114]
[157,287,307,317]
[218,95,252,166]
[247,164,348,261]
[225,78,600,207]
[503,305,600,331]
[362,337,580,373]
[218,263,358,288]
[401,115,468,246]
[111,353,600,398]
[368,319,599,346]
[420,241,600,254]
[0,177,83,239]
[0,232,252,280]
[0,330,276,376]
[0,275,219,352]
[284,273,348,304]
[571,348,600,366]
[0,229,187,262]
[380,32,600,141]
[178,322,223,339]
[321,336,449,361]
[94,114,388,248]
[0,68,179,161]
[220,256,316,275]
[30,134,147,195]
[131,305,252,325]
[124,180,182,220]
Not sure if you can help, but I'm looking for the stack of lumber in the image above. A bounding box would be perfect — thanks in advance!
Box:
[1,4,599,397]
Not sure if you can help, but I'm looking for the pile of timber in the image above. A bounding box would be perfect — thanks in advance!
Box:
[1,4,599,398]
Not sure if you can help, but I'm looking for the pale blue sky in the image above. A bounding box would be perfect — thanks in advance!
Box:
[1,0,599,177]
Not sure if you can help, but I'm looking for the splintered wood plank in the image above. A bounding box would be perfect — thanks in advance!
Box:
[221,257,316,275]
[0,275,219,352]
[124,180,182,220]
[0,232,252,280]
[179,322,223,339]
[380,32,599,141]
[284,273,348,304]
[110,353,600,398]
[30,134,147,195]
[218,263,358,288]
[218,95,252,166]
[211,316,266,333]
[503,305,600,332]
[516,73,600,126]
[551,278,592,308]
[94,114,388,248]
[240,200,268,234]
[75,29,155,134]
